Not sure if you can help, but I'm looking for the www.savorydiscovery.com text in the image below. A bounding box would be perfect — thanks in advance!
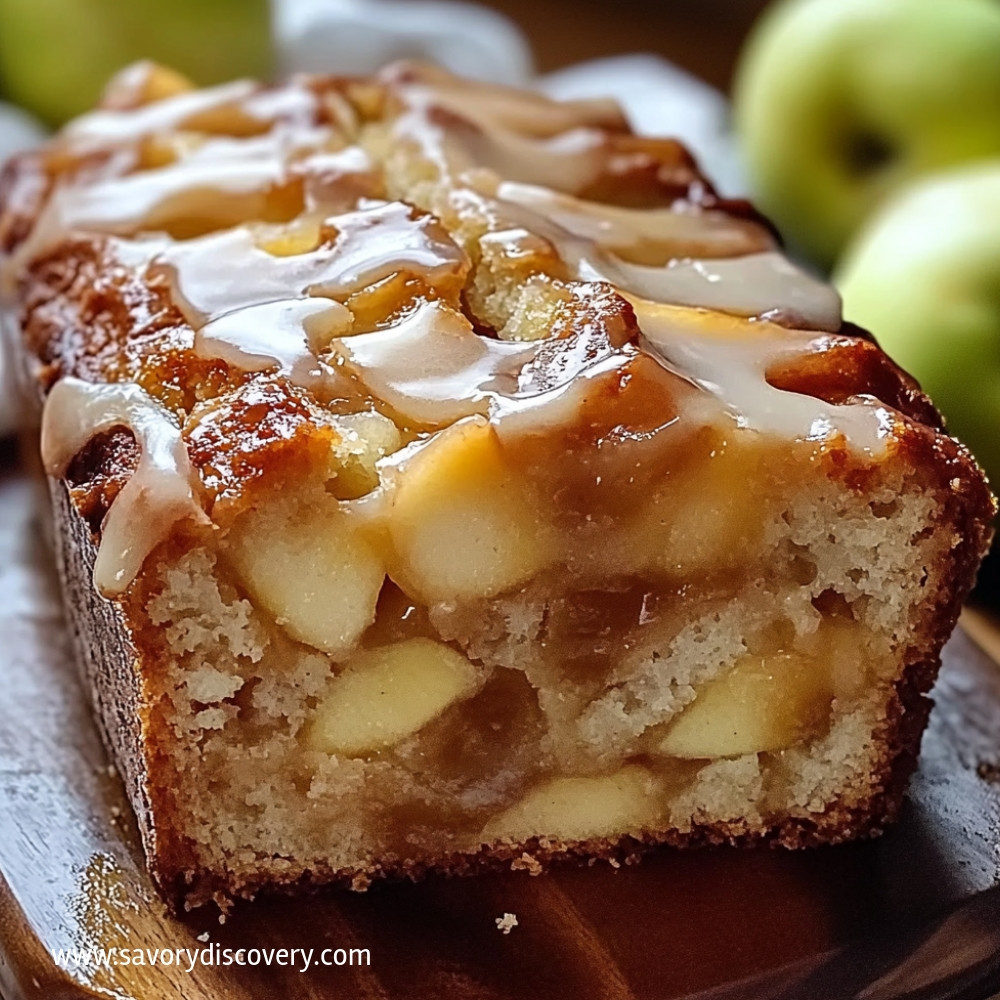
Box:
[55,944,371,974]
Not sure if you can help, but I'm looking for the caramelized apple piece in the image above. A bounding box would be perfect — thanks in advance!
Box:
[253,217,323,257]
[658,648,834,758]
[103,62,195,110]
[384,419,555,603]
[634,437,770,577]
[225,499,384,657]
[328,409,403,499]
[481,765,660,842]
[303,638,481,756]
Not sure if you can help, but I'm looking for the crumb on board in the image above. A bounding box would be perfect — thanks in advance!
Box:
[976,760,1000,783]
[495,912,518,935]
[196,932,210,943]
[510,853,542,876]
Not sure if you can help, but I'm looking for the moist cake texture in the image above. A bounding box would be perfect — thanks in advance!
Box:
[0,61,993,908]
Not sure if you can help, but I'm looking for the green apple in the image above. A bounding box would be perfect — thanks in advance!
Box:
[733,0,1000,267]
[0,0,273,125]
[835,160,1000,486]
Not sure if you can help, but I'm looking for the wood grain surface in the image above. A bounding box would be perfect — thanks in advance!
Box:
[0,448,999,1000]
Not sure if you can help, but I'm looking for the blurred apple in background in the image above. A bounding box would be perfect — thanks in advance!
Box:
[733,0,1000,268]
[835,161,1000,490]
[0,0,273,125]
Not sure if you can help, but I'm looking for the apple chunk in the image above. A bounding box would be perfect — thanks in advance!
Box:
[303,638,481,756]
[620,435,770,578]
[657,649,833,759]
[733,0,1000,264]
[835,161,1000,489]
[384,419,554,603]
[225,499,384,657]
[480,766,660,843]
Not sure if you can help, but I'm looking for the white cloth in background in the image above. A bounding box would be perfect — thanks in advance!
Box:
[0,101,42,164]
[274,0,533,84]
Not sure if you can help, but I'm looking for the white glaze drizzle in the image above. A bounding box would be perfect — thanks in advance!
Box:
[633,300,894,453]
[482,185,841,331]
[383,64,841,330]
[157,199,468,327]
[381,61,625,137]
[297,146,382,210]
[192,288,637,438]
[489,350,640,442]
[329,300,535,427]
[64,80,261,148]
[42,152,288,239]
[194,298,354,393]
[12,133,377,274]
[579,251,843,332]
[63,76,319,151]
[496,181,773,260]
[40,378,209,596]
[384,63,617,193]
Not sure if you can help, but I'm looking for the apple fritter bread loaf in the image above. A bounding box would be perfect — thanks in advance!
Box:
[0,62,993,909]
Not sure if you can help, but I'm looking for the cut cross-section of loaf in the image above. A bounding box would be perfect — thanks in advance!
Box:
[0,61,993,909]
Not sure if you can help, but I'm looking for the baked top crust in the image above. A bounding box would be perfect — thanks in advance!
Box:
[1,60,990,579]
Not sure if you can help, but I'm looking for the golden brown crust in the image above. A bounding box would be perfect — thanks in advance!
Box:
[48,477,157,859]
[0,150,51,256]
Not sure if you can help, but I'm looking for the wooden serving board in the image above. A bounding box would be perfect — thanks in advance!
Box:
[2,451,1000,1000]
